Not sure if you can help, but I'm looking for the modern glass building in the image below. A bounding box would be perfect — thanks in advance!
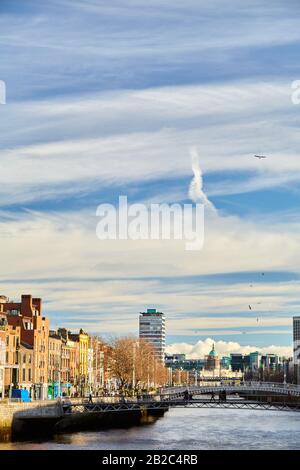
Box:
[139,308,165,362]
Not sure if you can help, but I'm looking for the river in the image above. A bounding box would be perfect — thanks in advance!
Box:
[1,407,300,450]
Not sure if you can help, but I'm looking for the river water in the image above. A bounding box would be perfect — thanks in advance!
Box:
[1,408,300,450]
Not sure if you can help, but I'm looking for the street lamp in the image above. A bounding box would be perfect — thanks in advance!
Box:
[283,359,287,385]
[132,342,136,395]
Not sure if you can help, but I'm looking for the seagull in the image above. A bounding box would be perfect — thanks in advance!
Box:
[248,305,252,310]
[189,147,216,212]
[254,155,267,159]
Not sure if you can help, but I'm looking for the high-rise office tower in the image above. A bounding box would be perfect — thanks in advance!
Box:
[139,308,165,362]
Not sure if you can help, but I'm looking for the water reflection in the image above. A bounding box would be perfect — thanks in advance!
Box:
[1,408,300,450]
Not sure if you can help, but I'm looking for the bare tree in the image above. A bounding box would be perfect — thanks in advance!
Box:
[108,335,168,392]
[108,336,136,391]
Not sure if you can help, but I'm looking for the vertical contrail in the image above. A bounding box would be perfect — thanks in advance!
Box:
[188,147,216,212]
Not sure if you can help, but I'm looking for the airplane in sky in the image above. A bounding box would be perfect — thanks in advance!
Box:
[254,155,267,159]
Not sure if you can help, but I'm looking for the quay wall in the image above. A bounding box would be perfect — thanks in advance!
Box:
[0,400,167,440]
[0,400,62,440]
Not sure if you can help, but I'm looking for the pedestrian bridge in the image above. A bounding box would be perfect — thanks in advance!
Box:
[161,381,300,398]
[62,397,300,414]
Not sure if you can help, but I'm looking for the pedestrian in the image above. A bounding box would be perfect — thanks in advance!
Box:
[210,391,215,401]
[88,392,93,404]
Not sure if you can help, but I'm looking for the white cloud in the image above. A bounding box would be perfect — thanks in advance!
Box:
[166,338,292,359]
[0,206,299,338]
[1,0,299,347]
[1,80,300,206]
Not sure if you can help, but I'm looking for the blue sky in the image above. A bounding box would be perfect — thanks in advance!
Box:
[1,0,300,357]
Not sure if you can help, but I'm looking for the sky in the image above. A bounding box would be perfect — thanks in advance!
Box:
[0,0,300,358]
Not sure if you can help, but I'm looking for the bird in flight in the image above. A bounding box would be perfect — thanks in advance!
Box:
[248,305,252,310]
[189,147,216,212]
[254,155,267,159]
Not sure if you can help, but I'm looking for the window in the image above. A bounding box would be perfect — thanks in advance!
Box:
[22,368,26,381]
[28,369,31,382]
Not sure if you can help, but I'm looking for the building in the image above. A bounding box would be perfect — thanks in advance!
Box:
[19,341,33,393]
[48,332,62,398]
[165,354,186,365]
[89,336,105,395]
[61,340,71,395]
[220,356,231,369]
[56,328,81,396]
[165,354,205,371]
[69,329,89,395]
[139,308,165,362]
[249,351,262,373]
[4,323,21,396]
[2,294,50,399]
[67,337,79,395]
[293,316,300,383]
[0,318,6,399]
[205,344,220,371]
[230,353,244,372]
[88,347,94,391]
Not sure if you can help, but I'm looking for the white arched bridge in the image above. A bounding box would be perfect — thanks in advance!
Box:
[160,381,300,398]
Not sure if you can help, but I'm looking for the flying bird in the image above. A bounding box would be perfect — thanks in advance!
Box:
[248,305,252,310]
[189,147,216,212]
[254,155,267,159]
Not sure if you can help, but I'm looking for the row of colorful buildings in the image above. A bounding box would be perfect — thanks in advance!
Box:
[0,294,111,399]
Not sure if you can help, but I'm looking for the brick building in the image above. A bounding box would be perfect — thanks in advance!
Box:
[2,294,49,399]
[19,341,33,392]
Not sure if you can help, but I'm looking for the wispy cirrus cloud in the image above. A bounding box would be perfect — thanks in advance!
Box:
[0,0,299,349]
